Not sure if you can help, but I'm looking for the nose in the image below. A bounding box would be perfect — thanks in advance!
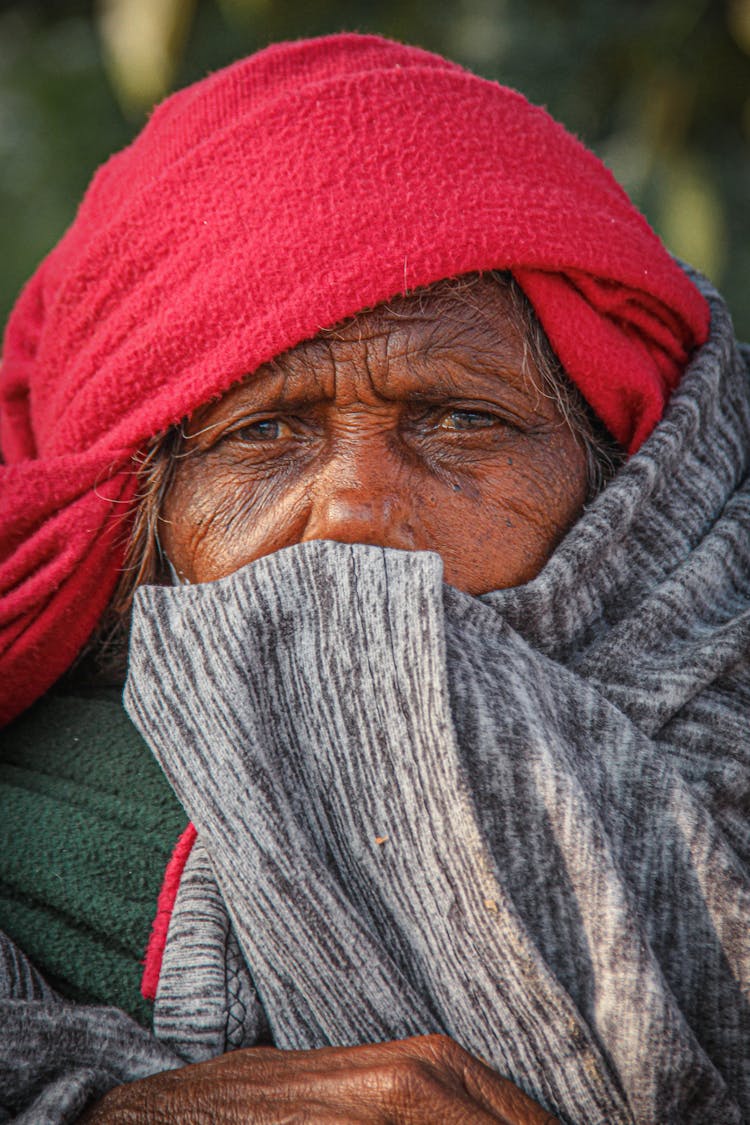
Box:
[302,462,421,552]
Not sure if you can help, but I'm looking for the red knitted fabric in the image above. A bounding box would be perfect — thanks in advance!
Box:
[0,33,709,726]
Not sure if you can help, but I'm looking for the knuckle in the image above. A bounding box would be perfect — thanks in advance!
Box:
[373,1057,437,1100]
[420,1031,464,1066]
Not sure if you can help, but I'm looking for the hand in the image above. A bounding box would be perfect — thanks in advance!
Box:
[79,1033,559,1123]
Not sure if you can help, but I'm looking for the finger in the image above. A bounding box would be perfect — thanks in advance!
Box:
[207,1043,509,1123]
[198,1056,506,1124]
[387,1035,559,1124]
[461,1055,560,1124]
[326,1036,540,1124]
[298,1059,509,1124]
[197,1037,557,1124]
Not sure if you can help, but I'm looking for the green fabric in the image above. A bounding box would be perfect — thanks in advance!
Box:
[0,687,188,1026]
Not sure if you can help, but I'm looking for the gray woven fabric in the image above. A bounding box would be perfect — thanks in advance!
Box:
[153,835,268,1060]
[125,274,750,1125]
[0,932,180,1124]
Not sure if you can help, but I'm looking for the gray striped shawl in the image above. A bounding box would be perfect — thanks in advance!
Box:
[125,272,750,1125]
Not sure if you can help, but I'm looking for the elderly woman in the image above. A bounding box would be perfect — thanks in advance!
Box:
[0,32,748,1125]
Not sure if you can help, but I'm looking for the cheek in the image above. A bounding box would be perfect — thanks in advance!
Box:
[160,461,308,582]
[430,436,587,593]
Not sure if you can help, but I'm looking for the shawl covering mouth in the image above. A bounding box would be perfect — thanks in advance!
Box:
[0,32,709,727]
[123,274,750,1125]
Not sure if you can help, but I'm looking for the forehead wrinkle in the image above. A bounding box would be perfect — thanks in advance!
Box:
[233,277,535,409]
[278,309,423,402]
[342,303,510,400]
[416,335,530,392]
[254,339,336,404]
[385,284,529,386]
[401,315,535,401]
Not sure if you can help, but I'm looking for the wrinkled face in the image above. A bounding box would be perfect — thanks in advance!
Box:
[161,278,588,595]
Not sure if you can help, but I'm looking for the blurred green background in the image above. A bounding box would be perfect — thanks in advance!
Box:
[1,0,748,336]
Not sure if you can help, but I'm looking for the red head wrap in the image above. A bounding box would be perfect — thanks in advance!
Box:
[0,33,709,725]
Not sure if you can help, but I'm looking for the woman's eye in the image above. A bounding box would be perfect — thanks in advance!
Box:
[234,418,290,441]
[440,409,498,431]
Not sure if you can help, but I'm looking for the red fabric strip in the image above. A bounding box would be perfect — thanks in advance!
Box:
[141,822,198,1001]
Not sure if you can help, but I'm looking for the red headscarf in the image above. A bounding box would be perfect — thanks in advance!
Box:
[0,33,709,726]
